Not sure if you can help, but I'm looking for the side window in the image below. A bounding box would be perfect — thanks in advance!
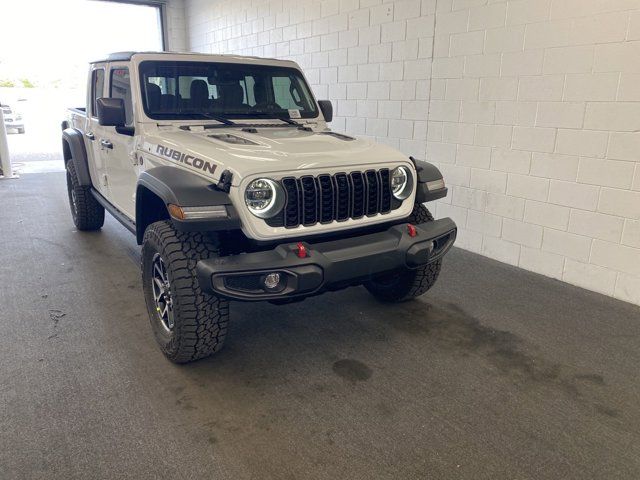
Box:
[91,69,105,117]
[110,67,133,126]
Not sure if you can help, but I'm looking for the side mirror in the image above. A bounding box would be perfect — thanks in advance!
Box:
[318,100,333,123]
[97,97,126,127]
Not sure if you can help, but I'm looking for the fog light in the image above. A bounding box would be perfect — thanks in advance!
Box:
[263,272,281,290]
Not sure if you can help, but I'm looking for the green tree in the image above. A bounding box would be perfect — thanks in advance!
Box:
[20,78,35,88]
[0,79,15,88]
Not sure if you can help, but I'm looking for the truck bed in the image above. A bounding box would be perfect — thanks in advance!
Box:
[67,107,87,131]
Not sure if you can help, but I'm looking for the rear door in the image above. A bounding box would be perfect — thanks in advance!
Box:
[98,64,138,219]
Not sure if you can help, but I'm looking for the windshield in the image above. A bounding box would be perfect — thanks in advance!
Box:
[139,61,318,121]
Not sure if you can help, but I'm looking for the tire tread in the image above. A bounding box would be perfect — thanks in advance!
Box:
[364,203,442,302]
[66,161,104,231]
[142,220,229,363]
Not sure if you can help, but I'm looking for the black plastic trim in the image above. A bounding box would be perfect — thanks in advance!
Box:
[136,166,241,242]
[62,128,92,187]
[410,157,449,203]
[91,188,136,234]
[138,166,233,207]
[197,217,457,301]
[416,185,449,203]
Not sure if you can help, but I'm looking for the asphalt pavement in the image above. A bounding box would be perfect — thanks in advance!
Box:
[1,172,640,480]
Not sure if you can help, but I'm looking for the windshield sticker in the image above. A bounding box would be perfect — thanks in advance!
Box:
[156,145,216,174]
[288,109,301,119]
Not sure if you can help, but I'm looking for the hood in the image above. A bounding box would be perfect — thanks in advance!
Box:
[141,125,408,185]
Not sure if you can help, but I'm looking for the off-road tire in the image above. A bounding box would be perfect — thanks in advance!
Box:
[66,160,104,231]
[364,203,442,302]
[141,220,229,363]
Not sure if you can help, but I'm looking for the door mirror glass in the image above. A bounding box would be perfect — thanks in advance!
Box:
[97,97,126,127]
[318,100,333,122]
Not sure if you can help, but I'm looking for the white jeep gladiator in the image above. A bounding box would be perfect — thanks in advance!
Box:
[62,52,456,363]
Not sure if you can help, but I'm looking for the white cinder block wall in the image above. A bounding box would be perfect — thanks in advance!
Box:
[166,0,188,51]
[182,0,640,306]
[186,0,436,158]
[427,0,640,305]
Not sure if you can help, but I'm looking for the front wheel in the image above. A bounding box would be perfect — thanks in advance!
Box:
[364,203,442,302]
[66,160,104,231]
[141,221,229,363]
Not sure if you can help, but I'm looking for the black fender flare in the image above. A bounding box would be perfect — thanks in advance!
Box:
[410,157,448,203]
[62,128,92,186]
[136,166,241,243]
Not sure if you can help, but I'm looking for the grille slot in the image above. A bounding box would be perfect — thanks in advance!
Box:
[350,172,365,219]
[335,173,351,221]
[300,176,318,225]
[267,169,395,228]
[365,170,380,216]
[318,175,335,223]
[282,178,300,227]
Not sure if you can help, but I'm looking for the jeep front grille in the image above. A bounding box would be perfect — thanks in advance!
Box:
[266,169,395,228]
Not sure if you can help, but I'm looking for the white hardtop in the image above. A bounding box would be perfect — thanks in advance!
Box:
[91,51,300,69]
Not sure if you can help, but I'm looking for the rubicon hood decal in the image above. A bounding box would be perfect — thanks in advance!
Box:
[156,145,216,175]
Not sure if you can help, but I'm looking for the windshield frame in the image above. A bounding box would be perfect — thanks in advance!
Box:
[138,60,319,122]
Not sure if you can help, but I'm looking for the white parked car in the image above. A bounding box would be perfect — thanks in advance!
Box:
[62,52,456,363]
[2,105,25,134]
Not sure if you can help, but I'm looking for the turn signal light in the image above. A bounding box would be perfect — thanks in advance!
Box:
[168,204,185,220]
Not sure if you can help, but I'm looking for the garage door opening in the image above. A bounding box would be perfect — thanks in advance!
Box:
[0,0,165,174]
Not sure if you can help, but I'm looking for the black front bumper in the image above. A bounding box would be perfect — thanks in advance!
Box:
[196,218,457,301]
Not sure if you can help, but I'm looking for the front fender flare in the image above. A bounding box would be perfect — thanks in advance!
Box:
[411,157,448,203]
[136,166,241,243]
[62,128,92,186]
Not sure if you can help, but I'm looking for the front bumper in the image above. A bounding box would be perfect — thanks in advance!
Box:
[197,218,457,301]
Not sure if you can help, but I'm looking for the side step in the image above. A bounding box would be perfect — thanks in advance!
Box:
[91,188,136,235]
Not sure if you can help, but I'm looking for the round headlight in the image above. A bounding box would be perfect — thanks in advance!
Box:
[245,178,284,218]
[391,166,412,200]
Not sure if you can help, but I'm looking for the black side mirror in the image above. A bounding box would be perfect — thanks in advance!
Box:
[97,97,126,127]
[318,100,333,123]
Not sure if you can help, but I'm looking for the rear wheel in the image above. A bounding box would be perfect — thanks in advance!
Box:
[364,203,442,302]
[17,127,25,134]
[66,160,104,231]
[142,220,229,363]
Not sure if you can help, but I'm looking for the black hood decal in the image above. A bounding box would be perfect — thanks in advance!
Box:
[156,145,216,175]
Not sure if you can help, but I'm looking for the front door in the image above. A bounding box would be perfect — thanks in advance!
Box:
[86,65,109,198]
[98,65,138,219]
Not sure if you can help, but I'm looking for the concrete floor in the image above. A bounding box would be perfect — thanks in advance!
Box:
[2,172,640,480]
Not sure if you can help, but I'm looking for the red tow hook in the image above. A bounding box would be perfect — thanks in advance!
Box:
[296,242,308,258]
[407,224,417,238]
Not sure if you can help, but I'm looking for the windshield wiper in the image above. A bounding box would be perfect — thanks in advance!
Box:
[198,113,236,126]
[243,112,314,130]
[177,113,236,131]
[243,112,303,126]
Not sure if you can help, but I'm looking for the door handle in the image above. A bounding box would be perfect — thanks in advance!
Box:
[100,139,113,149]
[85,132,95,140]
